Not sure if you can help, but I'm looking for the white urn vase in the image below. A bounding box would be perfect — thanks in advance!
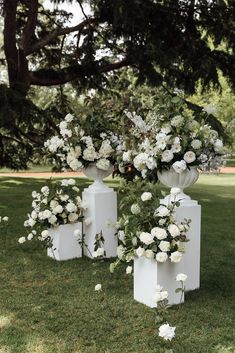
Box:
[157,167,199,203]
[84,163,113,192]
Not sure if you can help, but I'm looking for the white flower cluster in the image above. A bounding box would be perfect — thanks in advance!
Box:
[116,191,190,264]
[118,107,226,177]
[45,114,120,172]
[19,179,86,246]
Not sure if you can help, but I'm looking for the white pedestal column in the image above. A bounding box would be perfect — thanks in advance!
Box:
[82,183,117,258]
[161,198,201,291]
[134,257,185,308]
[47,222,82,261]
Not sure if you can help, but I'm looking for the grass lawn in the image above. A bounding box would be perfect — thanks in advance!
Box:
[0,174,234,353]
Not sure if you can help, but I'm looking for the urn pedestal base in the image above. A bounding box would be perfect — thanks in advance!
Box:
[47,222,82,261]
[134,257,185,308]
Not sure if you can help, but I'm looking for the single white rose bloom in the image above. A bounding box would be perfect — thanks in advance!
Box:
[41,230,49,239]
[66,203,77,213]
[94,284,102,291]
[168,224,180,238]
[41,186,49,195]
[159,323,176,341]
[158,241,170,252]
[27,233,34,241]
[131,203,141,215]
[136,246,145,257]
[139,232,154,245]
[141,192,152,202]
[155,205,170,217]
[18,236,26,244]
[161,150,174,163]
[48,215,57,224]
[42,209,52,219]
[151,227,167,240]
[184,151,196,164]
[156,252,168,263]
[145,249,154,259]
[170,251,183,263]
[126,266,132,274]
[53,205,63,214]
[172,160,187,173]
[176,273,188,282]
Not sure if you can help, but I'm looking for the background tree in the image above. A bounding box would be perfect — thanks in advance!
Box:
[0,0,235,168]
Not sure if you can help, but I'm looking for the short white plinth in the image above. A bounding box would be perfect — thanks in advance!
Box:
[47,222,82,261]
[161,198,201,291]
[82,183,117,258]
[134,257,185,308]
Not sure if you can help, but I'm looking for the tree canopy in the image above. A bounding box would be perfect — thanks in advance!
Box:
[0,0,235,168]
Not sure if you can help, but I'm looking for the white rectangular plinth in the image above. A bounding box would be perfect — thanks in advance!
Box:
[175,203,201,291]
[82,188,117,258]
[47,222,82,261]
[134,257,185,308]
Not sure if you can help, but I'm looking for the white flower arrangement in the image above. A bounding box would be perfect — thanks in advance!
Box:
[111,187,190,271]
[117,99,226,179]
[45,113,121,172]
[19,179,85,247]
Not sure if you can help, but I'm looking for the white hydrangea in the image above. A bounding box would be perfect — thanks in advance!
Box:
[96,158,110,171]
[191,139,202,149]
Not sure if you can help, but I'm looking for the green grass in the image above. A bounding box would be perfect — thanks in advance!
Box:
[0,165,53,173]
[0,175,235,353]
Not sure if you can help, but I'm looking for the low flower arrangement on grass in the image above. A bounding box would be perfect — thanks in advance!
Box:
[18,178,86,247]
[110,184,190,272]
[117,96,226,180]
[45,113,121,172]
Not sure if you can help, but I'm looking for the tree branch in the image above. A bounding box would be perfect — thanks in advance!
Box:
[21,0,38,51]
[29,58,130,86]
[26,17,97,55]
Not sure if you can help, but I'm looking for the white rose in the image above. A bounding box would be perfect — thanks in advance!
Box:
[161,150,174,163]
[41,230,49,239]
[131,204,141,215]
[50,200,59,209]
[176,273,188,282]
[41,186,49,195]
[191,139,202,149]
[2,216,9,222]
[66,203,77,213]
[139,232,154,245]
[28,218,36,227]
[172,160,187,173]
[84,217,92,226]
[42,209,52,219]
[145,249,154,259]
[141,192,152,202]
[60,194,70,202]
[158,241,170,252]
[184,151,196,164]
[136,246,145,257]
[96,158,110,171]
[155,205,170,217]
[151,227,167,240]
[27,233,34,241]
[68,213,79,223]
[170,251,183,263]
[126,266,132,274]
[64,113,74,122]
[168,224,180,238]
[18,236,26,244]
[48,215,57,224]
[159,323,176,341]
[94,284,102,291]
[53,205,63,214]
[156,252,168,263]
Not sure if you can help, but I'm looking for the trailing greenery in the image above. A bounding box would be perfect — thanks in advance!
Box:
[0,174,234,353]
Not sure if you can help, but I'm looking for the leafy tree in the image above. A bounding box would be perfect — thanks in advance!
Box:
[0,0,235,168]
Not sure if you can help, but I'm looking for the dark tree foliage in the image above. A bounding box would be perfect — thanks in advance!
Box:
[0,0,234,168]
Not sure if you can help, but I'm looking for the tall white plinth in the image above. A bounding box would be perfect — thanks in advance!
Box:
[82,184,117,258]
[134,257,185,308]
[47,222,82,261]
[162,198,201,291]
